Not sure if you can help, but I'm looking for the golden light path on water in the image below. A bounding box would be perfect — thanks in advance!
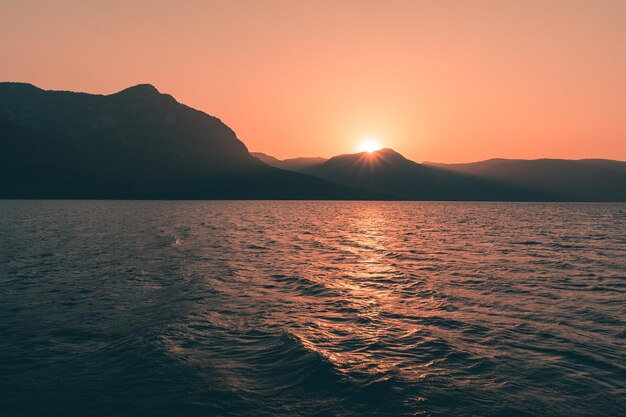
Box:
[288,206,430,379]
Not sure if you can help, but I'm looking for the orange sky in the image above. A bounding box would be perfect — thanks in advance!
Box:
[1,0,625,162]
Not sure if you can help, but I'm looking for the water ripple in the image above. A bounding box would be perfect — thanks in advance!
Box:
[0,201,625,416]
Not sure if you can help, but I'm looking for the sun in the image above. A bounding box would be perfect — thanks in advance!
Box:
[358,138,383,153]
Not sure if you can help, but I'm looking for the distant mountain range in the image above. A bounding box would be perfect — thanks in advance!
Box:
[255,150,626,201]
[1,82,624,201]
[424,159,626,202]
[251,152,327,173]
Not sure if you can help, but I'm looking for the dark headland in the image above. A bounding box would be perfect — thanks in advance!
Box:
[0,83,379,200]
[1,82,625,201]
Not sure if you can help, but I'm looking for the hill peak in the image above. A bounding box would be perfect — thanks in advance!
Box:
[333,147,407,162]
[114,84,160,97]
[0,81,40,89]
[0,82,44,95]
[370,148,404,157]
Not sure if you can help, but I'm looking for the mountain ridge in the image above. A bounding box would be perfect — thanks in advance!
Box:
[251,152,328,172]
[424,158,626,201]
[0,82,381,200]
[257,150,626,201]
[2,82,625,201]
[304,148,545,201]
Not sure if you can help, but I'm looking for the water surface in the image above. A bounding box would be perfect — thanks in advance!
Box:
[1,201,625,416]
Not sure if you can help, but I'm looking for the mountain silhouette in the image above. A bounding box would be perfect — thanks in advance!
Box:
[425,159,626,201]
[254,149,625,201]
[2,82,624,201]
[0,82,379,199]
[303,148,544,200]
[251,152,327,172]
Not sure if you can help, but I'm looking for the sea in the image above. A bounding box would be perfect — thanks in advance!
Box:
[1,201,624,417]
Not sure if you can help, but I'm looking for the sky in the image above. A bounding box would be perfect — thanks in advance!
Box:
[1,0,625,162]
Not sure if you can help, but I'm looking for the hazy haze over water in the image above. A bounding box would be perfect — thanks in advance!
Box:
[1,201,625,416]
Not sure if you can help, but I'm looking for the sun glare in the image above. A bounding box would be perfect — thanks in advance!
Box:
[358,139,382,153]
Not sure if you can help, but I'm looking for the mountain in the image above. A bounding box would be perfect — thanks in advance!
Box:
[4,82,623,201]
[251,152,327,173]
[425,159,626,201]
[305,148,545,201]
[0,82,378,199]
[255,148,626,201]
